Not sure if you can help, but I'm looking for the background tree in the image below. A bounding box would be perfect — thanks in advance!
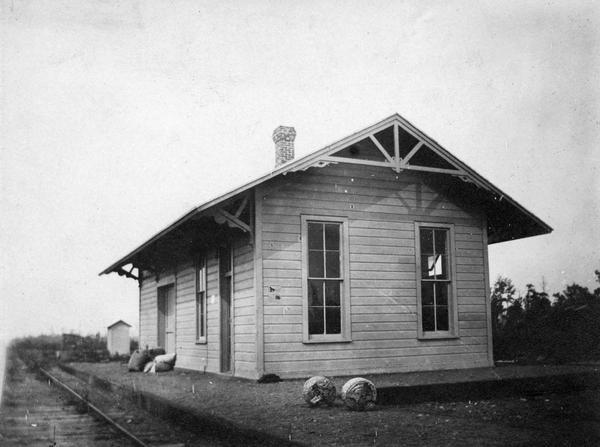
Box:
[550,273,600,362]
[522,284,551,358]
[491,269,600,363]
[491,276,517,328]
[490,276,518,359]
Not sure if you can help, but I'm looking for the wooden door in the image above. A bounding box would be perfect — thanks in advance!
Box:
[157,284,176,353]
[219,246,233,372]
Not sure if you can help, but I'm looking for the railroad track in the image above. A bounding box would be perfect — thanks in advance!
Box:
[1,362,141,446]
[39,367,148,446]
[0,358,211,446]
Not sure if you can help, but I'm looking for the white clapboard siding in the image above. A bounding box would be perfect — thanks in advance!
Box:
[205,251,220,372]
[139,275,157,350]
[137,249,216,373]
[232,236,257,379]
[173,261,208,371]
[260,163,490,378]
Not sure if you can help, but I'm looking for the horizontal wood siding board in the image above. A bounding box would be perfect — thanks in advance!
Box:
[459,320,487,329]
[265,336,488,351]
[352,322,417,332]
[456,264,485,273]
[349,262,416,272]
[456,288,487,296]
[350,280,416,288]
[350,307,417,318]
[350,228,415,239]
[350,271,416,280]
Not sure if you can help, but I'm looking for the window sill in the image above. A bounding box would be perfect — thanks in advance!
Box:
[303,335,352,344]
[418,333,459,340]
[195,338,207,345]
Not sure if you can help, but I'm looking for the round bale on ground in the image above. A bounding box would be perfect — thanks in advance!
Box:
[302,376,337,406]
[341,377,377,411]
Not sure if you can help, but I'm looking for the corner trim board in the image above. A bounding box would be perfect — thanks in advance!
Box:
[482,215,494,366]
[254,186,265,377]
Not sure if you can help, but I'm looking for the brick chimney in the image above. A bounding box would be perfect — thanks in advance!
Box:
[273,125,296,167]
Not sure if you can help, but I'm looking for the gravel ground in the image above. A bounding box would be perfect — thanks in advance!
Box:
[68,362,600,446]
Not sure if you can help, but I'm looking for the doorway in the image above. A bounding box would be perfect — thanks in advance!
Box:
[219,245,233,372]
[157,284,176,353]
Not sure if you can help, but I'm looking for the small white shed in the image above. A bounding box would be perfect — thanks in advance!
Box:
[107,320,131,356]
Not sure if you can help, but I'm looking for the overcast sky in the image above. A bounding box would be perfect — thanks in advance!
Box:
[1,0,599,341]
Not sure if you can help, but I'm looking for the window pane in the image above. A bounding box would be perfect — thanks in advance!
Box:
[421,281,434,305]
[325,307,341,334]
[422,305,435,332]
[325,224,340,250]
[308,250,324,277]
[325,280,340,306]
[435,255,448,279]
[434,229,448,255]
[422,255,438,278]
[308,280,324,306]
[420,228,434,254]
[436,305,449,331]
[308,223,323,250]
[325,251,340,278]
[309,307,324,334]
[435,282,448,306]
[197,291,205,337]
[197,266,205,292]
[422,254,448,279]
[421,255,432,278]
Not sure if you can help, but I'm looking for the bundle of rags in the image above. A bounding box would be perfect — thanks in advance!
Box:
[144,353,177,373]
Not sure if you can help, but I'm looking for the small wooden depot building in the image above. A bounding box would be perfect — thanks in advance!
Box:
[101,114,551,379]
[106,320,131,356]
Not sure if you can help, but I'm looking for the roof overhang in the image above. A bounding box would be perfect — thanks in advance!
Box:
[101,113,552,278]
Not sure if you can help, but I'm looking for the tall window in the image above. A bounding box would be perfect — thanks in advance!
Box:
[416,224,457,337]
[302,216,351,343]
[196,256,207,343]
[308,222,342,335]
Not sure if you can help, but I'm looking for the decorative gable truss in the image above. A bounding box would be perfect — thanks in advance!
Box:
[291,117,471,184]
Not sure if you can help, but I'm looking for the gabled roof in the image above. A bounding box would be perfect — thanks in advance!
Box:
[107,320,131,329]
[101,113,552,278]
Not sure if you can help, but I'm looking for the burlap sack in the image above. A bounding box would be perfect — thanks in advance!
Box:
[154,353,176,366]
[127,350,150,372]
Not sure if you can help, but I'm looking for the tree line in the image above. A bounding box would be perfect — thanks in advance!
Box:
[491,270,600,363]
[9,332,139,370]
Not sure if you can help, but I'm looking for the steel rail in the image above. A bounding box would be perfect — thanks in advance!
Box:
[39,367,148,447]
